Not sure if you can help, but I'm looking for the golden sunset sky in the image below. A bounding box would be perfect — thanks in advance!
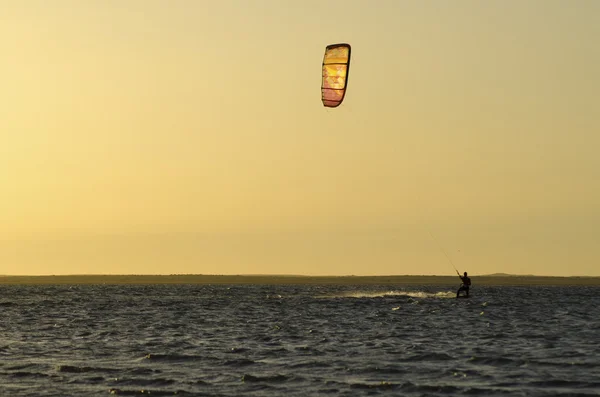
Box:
[1,1,599,276]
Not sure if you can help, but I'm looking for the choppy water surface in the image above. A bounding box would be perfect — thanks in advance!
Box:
[1,284,599,396]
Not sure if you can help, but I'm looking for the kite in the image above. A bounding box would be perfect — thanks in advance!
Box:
[321,43,351,108]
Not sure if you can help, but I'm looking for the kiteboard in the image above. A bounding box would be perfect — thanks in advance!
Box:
[456,295,470,299]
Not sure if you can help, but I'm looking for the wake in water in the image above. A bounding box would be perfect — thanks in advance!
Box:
[316,290,456,299]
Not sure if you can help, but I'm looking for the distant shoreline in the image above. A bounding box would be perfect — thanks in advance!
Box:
[1,275,599,286]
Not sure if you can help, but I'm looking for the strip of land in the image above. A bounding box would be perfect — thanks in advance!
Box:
[0,275,599,286]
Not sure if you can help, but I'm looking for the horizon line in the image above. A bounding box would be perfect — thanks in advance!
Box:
[1,273,599,278]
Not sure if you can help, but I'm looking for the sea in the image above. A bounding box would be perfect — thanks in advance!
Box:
[1,284,599,396]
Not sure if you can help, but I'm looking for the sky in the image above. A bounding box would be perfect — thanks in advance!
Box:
[1,0,599,276]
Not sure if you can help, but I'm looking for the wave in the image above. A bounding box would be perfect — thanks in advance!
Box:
[108,388,189,396]
[224,358,256,367]
[57,364,120,373]
[8,371,51,379]
[142,353,208,362]
[399,352,454,362]
[349,381,398,390]
[241,373,291,383]
[316,290,456,299]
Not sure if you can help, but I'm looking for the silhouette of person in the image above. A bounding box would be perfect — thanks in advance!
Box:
[457,271,471,297]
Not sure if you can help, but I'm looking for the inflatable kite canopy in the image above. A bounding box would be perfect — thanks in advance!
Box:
[321,43,351,108]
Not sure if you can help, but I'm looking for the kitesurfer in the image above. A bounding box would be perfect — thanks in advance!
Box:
[456,271,471,297]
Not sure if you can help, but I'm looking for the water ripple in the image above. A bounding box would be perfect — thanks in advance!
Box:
[0,284,598,396]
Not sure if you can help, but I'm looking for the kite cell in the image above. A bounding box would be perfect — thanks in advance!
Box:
[321,43,351,108]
